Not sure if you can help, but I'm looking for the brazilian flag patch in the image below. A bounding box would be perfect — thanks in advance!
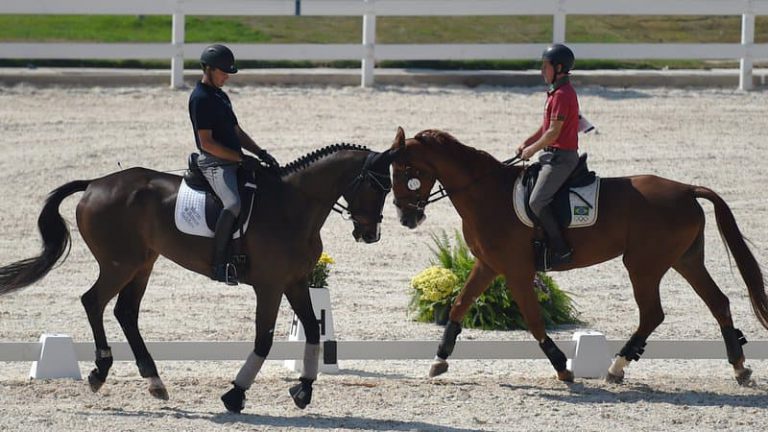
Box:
[574,206,590,216]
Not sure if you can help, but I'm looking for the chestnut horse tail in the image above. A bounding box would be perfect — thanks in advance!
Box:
[0,180,91,295]
[694,186,768,330]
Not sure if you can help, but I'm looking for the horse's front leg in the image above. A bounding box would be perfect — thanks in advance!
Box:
[284,278,320,409]
[506,271,574,382]
[430,260,496,378]
[221,289,282,414]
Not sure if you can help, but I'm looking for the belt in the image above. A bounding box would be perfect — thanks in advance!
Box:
[543,146,574,152]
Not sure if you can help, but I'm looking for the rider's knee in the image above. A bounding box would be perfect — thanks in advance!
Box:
[223,201,241,218]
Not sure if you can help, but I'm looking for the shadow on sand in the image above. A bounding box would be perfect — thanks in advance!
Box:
[501,381,768,408]
[80,407,489,432]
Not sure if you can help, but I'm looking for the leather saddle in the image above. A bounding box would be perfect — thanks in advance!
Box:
[522,153,597,227]
[183,152,259,235]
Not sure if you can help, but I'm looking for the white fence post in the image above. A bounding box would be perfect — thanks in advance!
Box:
[171,6,186,89]
[361,0,377,88]
[740,11,755,91]
[552,0,566,44]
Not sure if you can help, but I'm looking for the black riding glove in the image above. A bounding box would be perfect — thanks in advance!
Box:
[241,155,262,172]
[256,149,280,172]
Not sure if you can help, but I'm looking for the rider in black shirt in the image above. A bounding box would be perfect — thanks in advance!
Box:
[189,44,279,285]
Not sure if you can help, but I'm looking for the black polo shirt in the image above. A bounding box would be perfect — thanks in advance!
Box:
[188,81,240,154]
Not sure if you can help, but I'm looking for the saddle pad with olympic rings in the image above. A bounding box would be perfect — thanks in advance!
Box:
[513,176,601,229]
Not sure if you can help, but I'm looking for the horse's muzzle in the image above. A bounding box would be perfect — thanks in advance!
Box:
[397,208,426,229]
[353,224,381,243]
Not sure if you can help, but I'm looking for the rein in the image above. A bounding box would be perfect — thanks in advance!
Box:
[399,155,524,211]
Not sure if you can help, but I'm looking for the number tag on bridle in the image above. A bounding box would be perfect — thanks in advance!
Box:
[407,178,421,191]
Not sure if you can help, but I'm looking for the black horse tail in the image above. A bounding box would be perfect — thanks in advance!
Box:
[694,186,768,330]
[0,180,91,295]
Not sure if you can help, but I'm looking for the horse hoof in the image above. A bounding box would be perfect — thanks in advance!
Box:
[149,386,169,400]
[87,370,105,393]
[221,385,246,414]
[557,369,575,382]
[289,379,313,409]
[605,371,624,384]
[429,360,449,378]
[735,368,753,386]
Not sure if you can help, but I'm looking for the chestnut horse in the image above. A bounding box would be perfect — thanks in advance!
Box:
[389,127,767,385]
[0,144,395,413]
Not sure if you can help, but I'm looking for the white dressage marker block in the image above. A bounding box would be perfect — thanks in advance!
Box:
[284,287,339,373]
[29,333,82,380]
[567,331,612,379]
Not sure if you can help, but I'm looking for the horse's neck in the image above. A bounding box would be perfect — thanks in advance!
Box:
[286,151,364,221]
[431,143,498,192]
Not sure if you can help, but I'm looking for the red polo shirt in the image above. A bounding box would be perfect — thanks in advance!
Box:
[543,79,579,150]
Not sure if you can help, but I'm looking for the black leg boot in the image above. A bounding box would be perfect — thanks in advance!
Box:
[536,205,572,269]
[212,209,238,286]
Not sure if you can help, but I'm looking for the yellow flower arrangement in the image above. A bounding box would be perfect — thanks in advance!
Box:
[411,266,458,302]
[308,252,335,288]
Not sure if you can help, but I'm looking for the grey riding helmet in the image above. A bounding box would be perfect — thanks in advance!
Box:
[542,44,575,74]
[200,44,238,74]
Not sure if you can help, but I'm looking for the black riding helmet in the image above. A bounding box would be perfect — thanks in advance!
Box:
[200,44,238,74]
[542,43,575,75]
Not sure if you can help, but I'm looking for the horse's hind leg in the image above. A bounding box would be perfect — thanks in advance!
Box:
[606,261,666,384]
[81,267,136,393]
[113,256,169,399]
[673,233,752,385]
[284,279,320,409]
[429,259,497,378]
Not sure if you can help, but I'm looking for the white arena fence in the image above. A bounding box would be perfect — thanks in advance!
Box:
[0,0,767,89]
[3,338,768,361]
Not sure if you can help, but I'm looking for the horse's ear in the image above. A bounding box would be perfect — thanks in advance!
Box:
[378,147,401,166]
[392,126,406,150]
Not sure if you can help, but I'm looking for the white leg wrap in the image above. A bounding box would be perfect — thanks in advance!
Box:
[608,356,630,376]
[234,351,266,390]
[302,343,321,380]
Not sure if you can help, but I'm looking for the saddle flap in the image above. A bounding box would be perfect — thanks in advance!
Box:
[184,153,213,192]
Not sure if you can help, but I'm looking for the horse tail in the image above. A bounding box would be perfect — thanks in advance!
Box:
[0,180,91,296]
[694,186,768,330]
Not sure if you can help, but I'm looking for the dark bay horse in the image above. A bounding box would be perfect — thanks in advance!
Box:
[0,144,395,413]
[388,127,767,385]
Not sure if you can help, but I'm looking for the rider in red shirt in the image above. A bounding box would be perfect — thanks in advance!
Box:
[517,44,580,269]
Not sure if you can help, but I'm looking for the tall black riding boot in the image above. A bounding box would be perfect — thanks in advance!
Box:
[212,209,238,286]
[536,205,572,269]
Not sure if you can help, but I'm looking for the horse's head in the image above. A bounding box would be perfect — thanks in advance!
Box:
[342,149,397,243]
[389,127,437,229]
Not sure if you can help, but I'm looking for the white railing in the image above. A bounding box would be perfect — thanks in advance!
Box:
[0,1,766,87]
[3,339,768,362]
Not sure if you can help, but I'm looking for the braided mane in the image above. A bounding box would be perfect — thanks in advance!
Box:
[280,143,370,177]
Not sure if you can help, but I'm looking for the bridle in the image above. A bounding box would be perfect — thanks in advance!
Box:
[393,164,448,212]
[332,152,392,224]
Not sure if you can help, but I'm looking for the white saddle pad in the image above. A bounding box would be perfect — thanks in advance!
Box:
[174,179,254,238]
[513,176,601,228]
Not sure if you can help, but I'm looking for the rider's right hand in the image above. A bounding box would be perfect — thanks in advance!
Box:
[241,155,261,172]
